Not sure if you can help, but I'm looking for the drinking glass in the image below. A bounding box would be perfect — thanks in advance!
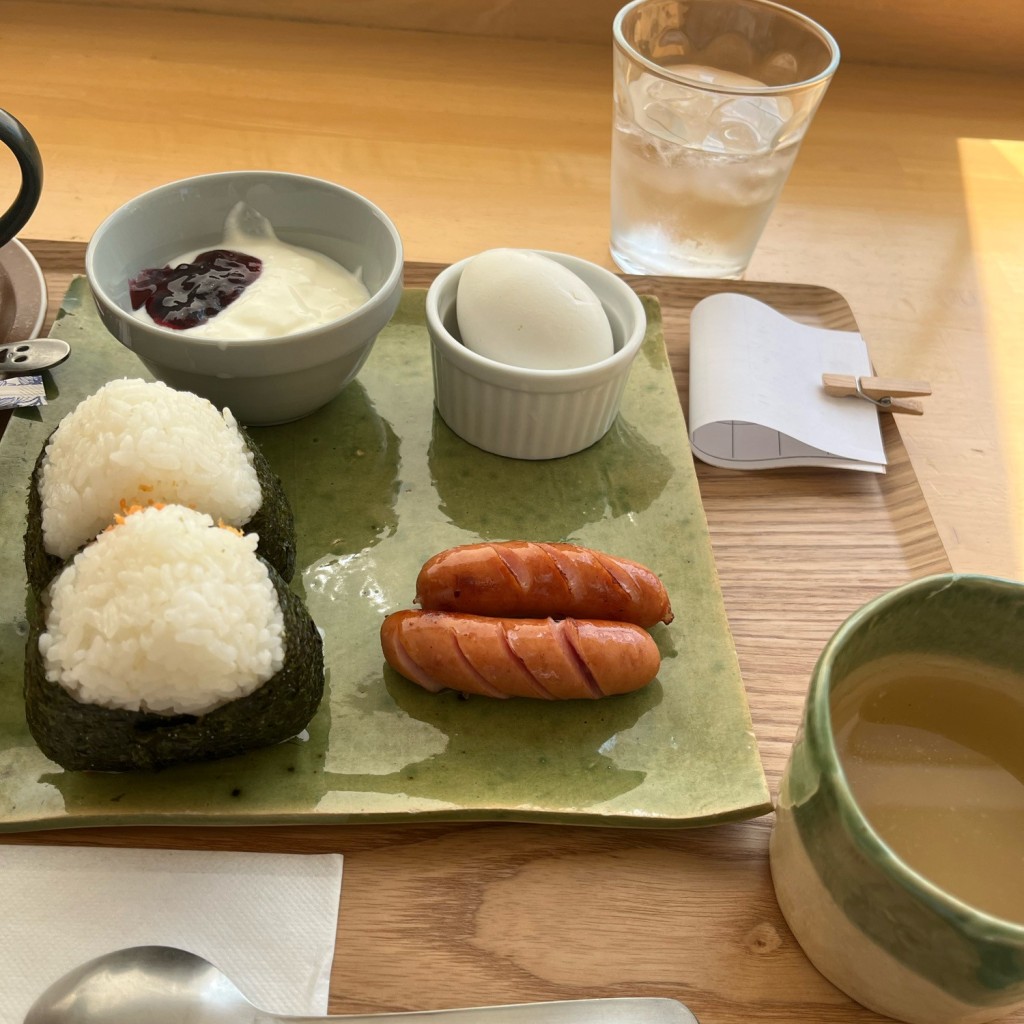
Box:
[610,0,839,278]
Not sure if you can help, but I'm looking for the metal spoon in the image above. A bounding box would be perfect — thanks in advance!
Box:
[23,945,699,1024]
[0,337,70,376]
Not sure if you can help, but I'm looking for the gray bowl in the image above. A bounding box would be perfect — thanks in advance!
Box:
[85,171,403,425]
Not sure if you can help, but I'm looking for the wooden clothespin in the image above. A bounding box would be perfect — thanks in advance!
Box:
[821,374,932,415]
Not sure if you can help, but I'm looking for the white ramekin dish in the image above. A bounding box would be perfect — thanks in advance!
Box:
[424,250,647,460]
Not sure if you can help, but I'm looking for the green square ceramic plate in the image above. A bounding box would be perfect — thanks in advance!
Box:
[0,276,769,831]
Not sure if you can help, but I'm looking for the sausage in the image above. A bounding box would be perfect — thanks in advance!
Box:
[380,610,660,700]
[414,542,673,628]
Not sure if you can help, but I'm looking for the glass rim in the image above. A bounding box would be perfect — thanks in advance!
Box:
[612,0,841,95]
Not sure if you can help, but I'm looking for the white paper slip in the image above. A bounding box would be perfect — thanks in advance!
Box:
[688,293,887,473]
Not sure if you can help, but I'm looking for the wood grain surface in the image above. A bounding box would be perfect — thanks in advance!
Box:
[2,3,1022,579]
[1,245,981,1024]
[28,0,1024,74]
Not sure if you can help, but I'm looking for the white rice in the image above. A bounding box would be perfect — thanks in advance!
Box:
[38,378,262,560]
[38,504,285,715]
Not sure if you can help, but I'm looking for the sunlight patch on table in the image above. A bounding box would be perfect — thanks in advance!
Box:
[958,137,1024,576]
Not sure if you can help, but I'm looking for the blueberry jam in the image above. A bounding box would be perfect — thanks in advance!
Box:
[129,249,263,330]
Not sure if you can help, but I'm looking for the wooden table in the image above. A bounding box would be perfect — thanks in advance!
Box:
[2,6,1021,1019]
[4,242,974,1024]
[3,2,1023,578]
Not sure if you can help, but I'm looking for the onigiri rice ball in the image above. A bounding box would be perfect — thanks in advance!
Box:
[39,504,284,714]
[24,503,323,772]
[25,378,296,590]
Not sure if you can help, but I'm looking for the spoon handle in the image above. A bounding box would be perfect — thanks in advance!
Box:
[279,996,699,1024]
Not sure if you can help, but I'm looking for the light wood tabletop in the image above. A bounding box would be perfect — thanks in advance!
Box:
[1,3,1022,1022]
[3,1,1022,579]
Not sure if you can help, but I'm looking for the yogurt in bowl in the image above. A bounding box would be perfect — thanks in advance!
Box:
[85,170,404,426]
[129,203,371,340]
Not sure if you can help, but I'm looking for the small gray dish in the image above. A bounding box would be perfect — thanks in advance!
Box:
[85,170,404,426]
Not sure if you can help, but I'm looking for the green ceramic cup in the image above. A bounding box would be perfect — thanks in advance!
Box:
[770,573,1024,1024]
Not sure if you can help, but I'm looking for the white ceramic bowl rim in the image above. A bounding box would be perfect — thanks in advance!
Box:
[425,250,647,391]
[84,169,404,352]
[808,571,1024,939]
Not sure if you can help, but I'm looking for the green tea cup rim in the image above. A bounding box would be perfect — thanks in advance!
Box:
[804,571,1024,941]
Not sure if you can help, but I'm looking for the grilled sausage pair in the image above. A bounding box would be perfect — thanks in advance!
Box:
[380,542,672,700]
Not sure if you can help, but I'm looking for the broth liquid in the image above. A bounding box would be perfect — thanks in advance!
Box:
[831,652,1024,924]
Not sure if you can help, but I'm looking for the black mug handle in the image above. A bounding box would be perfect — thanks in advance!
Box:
[0,109,43,249]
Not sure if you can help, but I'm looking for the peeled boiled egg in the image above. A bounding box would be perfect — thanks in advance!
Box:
[455,249,615,370]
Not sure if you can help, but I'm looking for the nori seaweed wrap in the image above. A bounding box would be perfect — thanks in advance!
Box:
[24,506,322,772]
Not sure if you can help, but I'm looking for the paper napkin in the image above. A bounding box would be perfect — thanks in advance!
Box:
[688,293,887,472]
[1,844,343,1022]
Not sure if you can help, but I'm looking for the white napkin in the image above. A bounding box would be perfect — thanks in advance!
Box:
[0,844,344,1023]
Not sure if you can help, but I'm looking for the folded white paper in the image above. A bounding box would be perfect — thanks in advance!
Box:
[1,844,343,1022]
[688,293,887,472]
